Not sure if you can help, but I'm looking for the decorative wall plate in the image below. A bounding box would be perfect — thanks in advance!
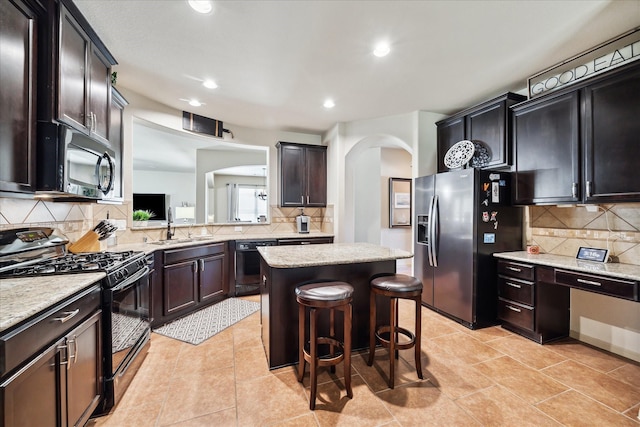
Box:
[444,140,475,169]
[470,142,491,168]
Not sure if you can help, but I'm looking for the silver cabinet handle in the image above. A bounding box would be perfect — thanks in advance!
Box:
[506,305,521,313]
[301,195,304,204]
[572,182,578,198]
[586,181,592,197]
[506,282,522,289]
[53,309,79,323]
[200,259,205,272]
[577,278,601,286]
[507,266,522,272]
[67,336,78,370]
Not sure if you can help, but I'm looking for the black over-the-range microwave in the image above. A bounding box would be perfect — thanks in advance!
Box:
[36,122,117,201]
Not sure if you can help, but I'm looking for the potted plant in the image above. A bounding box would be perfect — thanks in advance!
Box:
[132,209,154,227]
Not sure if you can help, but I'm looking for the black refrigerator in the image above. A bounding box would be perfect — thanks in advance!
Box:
[415,168,523,329]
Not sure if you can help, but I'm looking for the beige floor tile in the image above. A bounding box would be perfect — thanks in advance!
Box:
[456,385,562,426]
[431,332,503,365]
[420,315,460,339]
[420,344,495,400]
[486,334,568,370]
[161,407,237,427]
[310,375,395,426]
[92,297,639,427]
[622,403,640,423]
[378,381,481,426]
[270,413,319,426]
[541,360,640,412]
[234,345,272,381]
[173,337,235,376]
[475,356,568,404]
[158,366,236,425]
[236,369,311,426]
[352,348,427,393]
[536,390,640,427]
[607,362,640,389]
[545,338,629,372]
[458,325,512,343]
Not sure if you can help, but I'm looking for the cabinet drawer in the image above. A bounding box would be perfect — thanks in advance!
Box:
[498,276,534,306]
[555,270,638,301]
[498,298,534,331]
[497,261,535,281]
[164,243,226,265]
[0,284,101,377]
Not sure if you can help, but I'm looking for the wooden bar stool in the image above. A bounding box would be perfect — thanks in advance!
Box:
[367,274,423,389]
[296,281,354,410]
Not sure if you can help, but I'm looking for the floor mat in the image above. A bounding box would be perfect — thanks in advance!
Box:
[154,298,260,345]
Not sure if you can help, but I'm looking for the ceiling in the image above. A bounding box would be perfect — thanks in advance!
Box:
[74,0,639,135]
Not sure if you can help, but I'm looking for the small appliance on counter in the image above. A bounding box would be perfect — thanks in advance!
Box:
[296,213,310,234]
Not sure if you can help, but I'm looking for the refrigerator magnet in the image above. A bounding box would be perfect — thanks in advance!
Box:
[483,233,496,244]
[482,211,490,222]
[491,182,500,203]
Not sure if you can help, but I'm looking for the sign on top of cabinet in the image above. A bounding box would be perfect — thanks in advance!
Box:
[57,1,117,145]
[277,142,327,207]
[436,92,526,173]
[512,60,640,205]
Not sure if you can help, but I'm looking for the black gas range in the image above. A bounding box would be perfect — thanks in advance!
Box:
[0,227,145,287]
[0,227,151,416]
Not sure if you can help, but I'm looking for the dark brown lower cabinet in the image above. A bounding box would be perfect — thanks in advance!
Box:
[1,310,102,427]
[153,243,228,327]
[497,261,569,343]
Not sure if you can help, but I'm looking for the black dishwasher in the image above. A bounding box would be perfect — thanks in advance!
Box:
[235,239,277,296]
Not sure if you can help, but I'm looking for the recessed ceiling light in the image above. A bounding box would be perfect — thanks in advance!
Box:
[188,99,203,107]
[188,0,213,14]
[373,42,390,57]
[203,79,218,89]
[323,99,335,109]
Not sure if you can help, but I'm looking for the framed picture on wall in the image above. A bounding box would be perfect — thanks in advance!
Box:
[389,177,411,228]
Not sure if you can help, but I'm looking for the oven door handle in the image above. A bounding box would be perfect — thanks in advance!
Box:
[111,266,150,292]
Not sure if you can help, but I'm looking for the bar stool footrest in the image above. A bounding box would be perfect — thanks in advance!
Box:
[375,325,416,351]
[303,337,345,367]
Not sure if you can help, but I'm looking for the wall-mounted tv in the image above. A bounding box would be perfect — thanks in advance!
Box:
[133,193,167,221]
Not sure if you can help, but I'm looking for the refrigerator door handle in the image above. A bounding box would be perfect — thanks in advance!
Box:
[427,196,435,266]
[431,195,439,267]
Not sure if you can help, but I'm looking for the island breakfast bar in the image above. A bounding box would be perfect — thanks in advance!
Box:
[258,242,412,369]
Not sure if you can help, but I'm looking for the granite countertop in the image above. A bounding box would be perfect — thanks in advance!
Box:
[113,232,335,254]
[258,242,412,268]
[493,251,640,281]
[0,272,105,333]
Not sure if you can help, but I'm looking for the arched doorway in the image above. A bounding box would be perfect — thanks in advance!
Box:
[344,135,412,268]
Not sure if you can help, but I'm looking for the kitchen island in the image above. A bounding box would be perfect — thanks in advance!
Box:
[258,242,412,369]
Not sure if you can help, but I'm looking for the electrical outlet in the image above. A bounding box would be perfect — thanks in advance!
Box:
[234,226,242,232]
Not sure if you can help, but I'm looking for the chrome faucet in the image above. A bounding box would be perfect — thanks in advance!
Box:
[167,207,174,240]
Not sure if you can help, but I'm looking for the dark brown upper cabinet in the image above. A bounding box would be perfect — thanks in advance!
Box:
[277,142,327,207]
[0,0,42,194]
[436,92,526,172]
[582,63,640,203]
[108,87,127,201]
[513,61,640,205]
[57,2,113,144]
[512,91,580,205]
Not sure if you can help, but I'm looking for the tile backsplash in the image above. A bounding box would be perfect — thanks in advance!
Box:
[0,198,334,246]
[527,203,640,266]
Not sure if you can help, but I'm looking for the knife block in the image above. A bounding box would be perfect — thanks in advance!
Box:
[68,231,101,253]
